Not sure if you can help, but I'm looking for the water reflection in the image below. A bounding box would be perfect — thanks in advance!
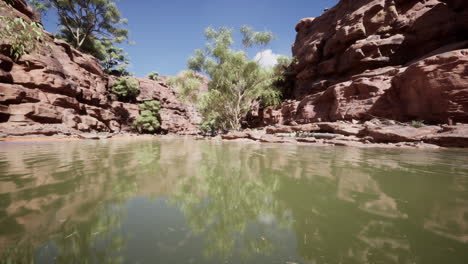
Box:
[0,139,467,263]
[170,143,292,261]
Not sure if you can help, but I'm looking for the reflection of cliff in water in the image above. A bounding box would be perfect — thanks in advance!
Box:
[272,146,468,264]
[0,140,130,261]
[173,142,468,263]
[0,139,197,262]
[0,139,467,263]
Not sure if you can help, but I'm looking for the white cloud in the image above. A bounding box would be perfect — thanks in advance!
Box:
[253,49,281,68]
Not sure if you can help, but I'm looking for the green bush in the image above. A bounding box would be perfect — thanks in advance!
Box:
[133,101,161,133]
[147,72,160,81]
[167,70,204,103]
[139,100,161,113]
[0,2,45,61]
[410,120,425,128]
[111,78,140,101]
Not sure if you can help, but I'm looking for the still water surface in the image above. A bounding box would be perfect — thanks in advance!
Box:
[0,138,468,264]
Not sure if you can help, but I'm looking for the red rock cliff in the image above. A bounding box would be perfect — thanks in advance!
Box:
[0,0,200,137]
[248,0,468,127]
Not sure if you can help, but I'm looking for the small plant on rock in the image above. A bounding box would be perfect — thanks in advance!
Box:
[410,120,425,128]
[111,77,140,101]
[147,72,160,81]
[0,2,45,61]
[133,100,161,133]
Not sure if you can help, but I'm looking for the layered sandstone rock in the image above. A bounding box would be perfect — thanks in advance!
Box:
[0,0,200,136]
[248,0,468,127]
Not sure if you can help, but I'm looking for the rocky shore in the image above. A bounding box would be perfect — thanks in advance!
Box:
[2,120,468,150]
[220,120,468,149]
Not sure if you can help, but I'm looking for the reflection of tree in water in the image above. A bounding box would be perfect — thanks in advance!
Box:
[1,140,468,264]
[171,143,291,261]
[41,206,126,264]
[0,243,35,264]
[173,144,468,264]
[0,140,162,263]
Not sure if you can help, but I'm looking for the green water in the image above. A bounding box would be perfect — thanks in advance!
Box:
[0,139,468,264]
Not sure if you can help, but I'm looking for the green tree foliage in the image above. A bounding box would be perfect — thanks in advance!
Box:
[30,0,130,74]
[30,0,128,49]
[132,100,161,134]
[410,120,425,128]
[271,55,294,95]
[0,1,45,60]
[171,26,282,132]
[273,56,294,81]
[93,38,130,76]
[147,72,160,81]
[167,70,204,103]
[111,77,139,101]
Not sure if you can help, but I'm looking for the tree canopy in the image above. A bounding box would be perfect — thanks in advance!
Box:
[30,0,130,75]
[171,26,285,132]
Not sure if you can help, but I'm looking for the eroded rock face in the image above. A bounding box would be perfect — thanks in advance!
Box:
[248,0,468,127]
[0,2,200,136]
[393,49,468,124]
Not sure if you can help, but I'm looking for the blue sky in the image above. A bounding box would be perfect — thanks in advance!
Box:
[41,0,338,77]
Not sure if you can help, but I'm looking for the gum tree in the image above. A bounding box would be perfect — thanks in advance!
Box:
[30,0,130,74]
[172,26,283,132]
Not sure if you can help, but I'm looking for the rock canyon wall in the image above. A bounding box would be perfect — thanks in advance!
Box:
[0,0,200,137]
[1,0,467,141]
[248,0,468,127]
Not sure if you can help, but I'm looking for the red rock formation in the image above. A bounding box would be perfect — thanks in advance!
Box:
[249,0,468,127]
[0,1,200,136]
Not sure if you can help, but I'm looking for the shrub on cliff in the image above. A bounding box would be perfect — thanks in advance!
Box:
[111,78,139,101]
[170,26,282,132]
[133,101,161,134]
[167,70,204,103]
[0,2,45,60]
[147,72,160,81]
[410,120,425,128]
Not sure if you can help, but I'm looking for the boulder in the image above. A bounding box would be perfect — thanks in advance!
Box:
[316,122,364,136]
[423,125,468,148]
[266,123,320,134]
[364,125,442,143]
[296,137,319,143]
[221,132,250,140]
[259,135,289,144]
